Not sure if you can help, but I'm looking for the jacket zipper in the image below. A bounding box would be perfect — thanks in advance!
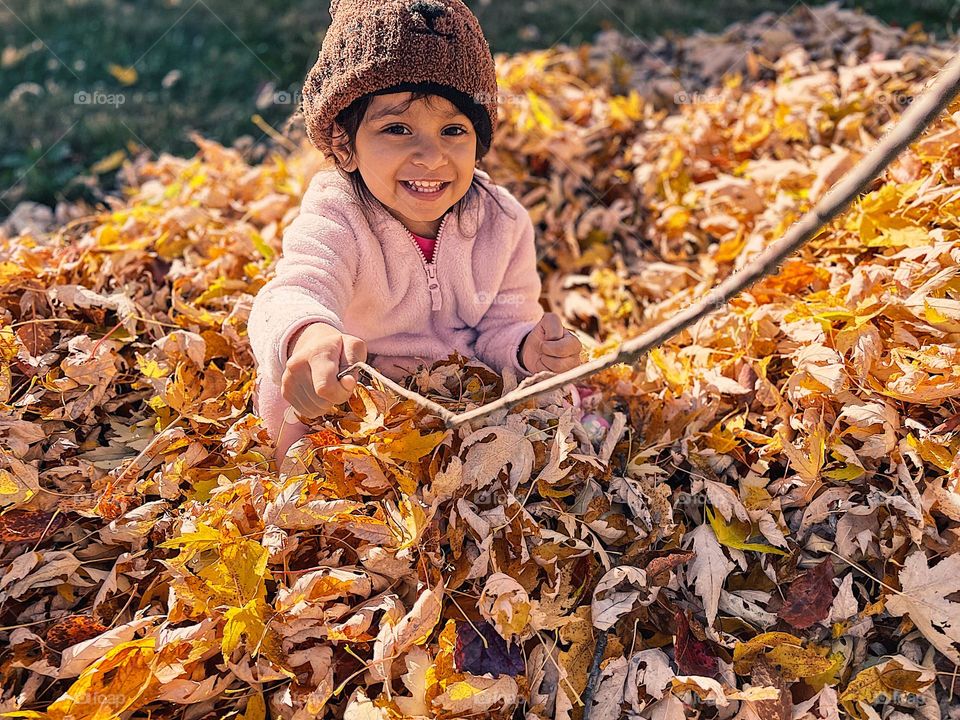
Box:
[403,212,449,312]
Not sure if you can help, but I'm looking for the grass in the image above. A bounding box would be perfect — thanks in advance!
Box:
[1,0,957,214]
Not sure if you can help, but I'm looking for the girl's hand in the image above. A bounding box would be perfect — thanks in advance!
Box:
[519,312,583,374]
[280,322,367,421]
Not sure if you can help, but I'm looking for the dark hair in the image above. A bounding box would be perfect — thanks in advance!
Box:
[330,81,512,237]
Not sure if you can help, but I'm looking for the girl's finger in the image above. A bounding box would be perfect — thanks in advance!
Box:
[540,354,567,373]
[292,385,333,419]
[541,335,581,356]
[539,312,565,341]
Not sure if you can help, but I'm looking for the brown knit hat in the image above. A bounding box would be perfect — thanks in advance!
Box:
[301,0,500,161]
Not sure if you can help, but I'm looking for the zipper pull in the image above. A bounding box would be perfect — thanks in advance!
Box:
[426,263,442,311]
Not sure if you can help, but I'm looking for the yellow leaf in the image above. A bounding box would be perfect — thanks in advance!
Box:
[195,276,250,304]
[208,536,269,606]
[734,632,806,663]
[107,63,138,85]
[714,227,746,263]
[733,632,832,680]
[240,692,266,720]
[840,659,934,719]
[733,117,772,152]
[703,421,739,454]
[222,598,268,660]
[923,298,950,324]
[136,355,169,379]
[90,150,126,175]
[765,643,834,679]
[823,464,866,481]
[906,433,955,472]
[433,676,519,714]
[777,423,826,485]
[479,573,531,640]
[648,347,687,389]
[866,224,930,248]
[804,650,847,692]
[426,619,463,705]
[250,230,275,262]
[524,89,559,133]
[662,206,690,232]
[0,470,21,495]
[608,90,644,127]
[706,505,787,555]
[371,421,445,464]
[158,521,222,553]
[47,637,157,720]
[386,495,429,551]
[0,261,31,285]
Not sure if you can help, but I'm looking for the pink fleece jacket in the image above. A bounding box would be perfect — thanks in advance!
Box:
[247,167,544,452]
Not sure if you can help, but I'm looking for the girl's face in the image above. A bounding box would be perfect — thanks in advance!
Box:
[332,92,478,238]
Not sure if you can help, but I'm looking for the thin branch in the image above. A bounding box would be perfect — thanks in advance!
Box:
[336,361,457,425]
[581,630,608,717]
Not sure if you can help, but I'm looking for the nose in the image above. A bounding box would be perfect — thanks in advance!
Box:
[411,135,447,170]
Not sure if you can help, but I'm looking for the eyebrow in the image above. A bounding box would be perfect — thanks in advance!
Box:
[367,105,464,122]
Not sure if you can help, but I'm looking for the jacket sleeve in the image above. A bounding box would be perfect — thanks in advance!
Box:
[247,199,359,390]
[472,209,544,379]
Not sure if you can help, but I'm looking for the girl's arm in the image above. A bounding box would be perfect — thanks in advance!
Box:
[472,213,544,378]
[247,203,360,390]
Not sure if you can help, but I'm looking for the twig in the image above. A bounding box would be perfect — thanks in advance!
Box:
[337,361,457,425]
[581,631,608,716]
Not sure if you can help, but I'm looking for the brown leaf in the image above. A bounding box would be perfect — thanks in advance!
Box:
[777,559,835,629]
[0,508,62,543]
[741,655,792,720]
[674,609,719,677]
[45,614,109,652]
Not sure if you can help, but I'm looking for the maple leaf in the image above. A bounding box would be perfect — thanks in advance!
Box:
[839,656,935,719]
[590,565,659,631]
[674,610,719,677]
[371,580,445,682]
[45,615,109,653]
[776,559,836,629]
[737,655,791,720]
[884,551,960,663]
[478,573,532,642]
[453,620,525,677]
[0,509,62,543]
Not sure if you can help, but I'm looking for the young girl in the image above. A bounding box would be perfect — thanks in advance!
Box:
[247,0,583,460]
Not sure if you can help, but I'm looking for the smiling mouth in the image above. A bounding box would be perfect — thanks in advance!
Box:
[401,180,450,196]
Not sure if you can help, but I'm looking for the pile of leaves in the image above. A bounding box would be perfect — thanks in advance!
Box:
[586,0,954,108]
[2,5,960,719]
